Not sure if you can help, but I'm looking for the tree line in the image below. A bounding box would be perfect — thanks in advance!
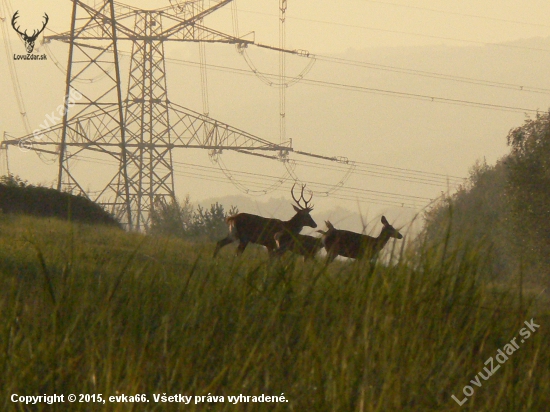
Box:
[148,195,238,242]
[422,111,550,283]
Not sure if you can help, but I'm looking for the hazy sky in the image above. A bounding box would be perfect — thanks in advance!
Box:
[244,0,550,51]
[2,0,550,229]
[4,0,550,57]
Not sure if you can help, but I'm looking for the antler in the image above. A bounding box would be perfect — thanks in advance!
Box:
[11,11,48,40]
[32,13,49,39]
[291,183,314,210]
[301,185,313,210]
[11,11,25,37]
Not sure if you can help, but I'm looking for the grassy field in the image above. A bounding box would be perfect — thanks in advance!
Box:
[0,214,548,411]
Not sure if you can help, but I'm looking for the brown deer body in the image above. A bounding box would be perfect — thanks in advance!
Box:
[274,231,324,260]
[321,216,403,262]
[213,185,316,257]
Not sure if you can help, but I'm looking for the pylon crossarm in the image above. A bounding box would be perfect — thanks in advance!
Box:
[168,102,291,150]
[2,106,122,152]
[252,42,311,57]
[231,150,280,160]
[47,2,235,44]
[47,25,135,42]
[3,99,290,152]
[159,0,233,37]
[164,24,253,44]
[5,140,120,158]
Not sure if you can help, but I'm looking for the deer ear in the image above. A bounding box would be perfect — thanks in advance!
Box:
[381,216,389,226]
[293,204,300,212]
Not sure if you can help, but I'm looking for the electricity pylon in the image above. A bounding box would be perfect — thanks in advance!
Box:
[2,0,298,230]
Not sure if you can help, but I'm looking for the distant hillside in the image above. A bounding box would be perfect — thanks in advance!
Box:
[0,175,121,228]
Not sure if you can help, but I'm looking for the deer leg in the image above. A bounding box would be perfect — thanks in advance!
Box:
[213,237,234,257]
[236,241,249,255]
[326,250,337,264]
[268,246,284,259]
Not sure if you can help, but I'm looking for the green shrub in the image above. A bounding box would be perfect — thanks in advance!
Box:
[0,175,120,228]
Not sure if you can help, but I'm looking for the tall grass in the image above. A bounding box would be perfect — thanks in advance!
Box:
[0,215,548,411]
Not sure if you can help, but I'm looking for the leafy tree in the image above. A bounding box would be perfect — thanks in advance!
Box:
[422,110,550,281]
[421,159,513,278]
[505,111,550,270]
[149,195,193,238]
[0,174,29,188]
[148,196,238,241]
[189,202,239,241]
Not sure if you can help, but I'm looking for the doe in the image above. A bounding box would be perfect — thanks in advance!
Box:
[320,216,403,263]
[274,231,324,260]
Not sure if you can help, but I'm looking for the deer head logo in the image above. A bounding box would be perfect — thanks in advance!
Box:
[11,11,49,54]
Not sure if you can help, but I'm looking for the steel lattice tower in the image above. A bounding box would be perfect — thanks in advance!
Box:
[3,0,296,229]
[121,9,173,229]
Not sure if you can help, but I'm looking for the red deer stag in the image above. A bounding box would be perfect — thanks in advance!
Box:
[213,184,317,257]
[274,231,324,260]
[321,216,403,262]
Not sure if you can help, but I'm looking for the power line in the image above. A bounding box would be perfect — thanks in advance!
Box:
[313,55,550,96]
[173,167,425,208]
[237,8,550,54]
[293,77,540,113]
[361,0,550,30]
[178,157,434,203]
[165,52,550,97]
[291,159,464,187]
[351,159,463,181]
[163,56,542,114]
[66,154,439,209]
